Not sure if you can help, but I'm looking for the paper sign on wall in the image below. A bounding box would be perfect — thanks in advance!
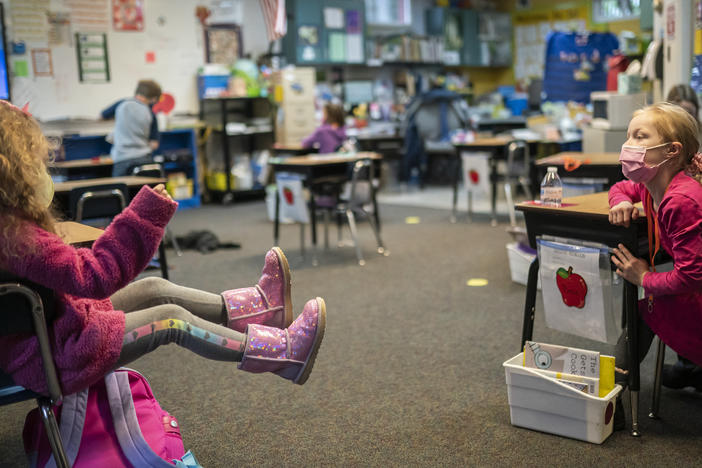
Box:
[31,49,53,77]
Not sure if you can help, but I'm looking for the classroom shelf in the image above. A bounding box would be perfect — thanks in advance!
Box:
[199,97,273,203]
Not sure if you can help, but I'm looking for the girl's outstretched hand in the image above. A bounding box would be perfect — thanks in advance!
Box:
[609,200,639,227]
[153,184,173,201]
[611,243,649,286]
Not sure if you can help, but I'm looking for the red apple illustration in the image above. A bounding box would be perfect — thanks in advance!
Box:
[469,169,480,184]
[556,266,587,308]
[282,187,294,204]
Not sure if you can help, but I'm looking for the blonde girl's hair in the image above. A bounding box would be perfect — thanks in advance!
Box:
[0,101,59,263]
[633,102,702,184]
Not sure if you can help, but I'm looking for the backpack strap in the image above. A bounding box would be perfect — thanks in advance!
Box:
[105,370,176,467]
[45,387,89,468]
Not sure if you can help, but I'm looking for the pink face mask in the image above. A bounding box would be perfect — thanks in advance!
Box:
[619,142,672,183]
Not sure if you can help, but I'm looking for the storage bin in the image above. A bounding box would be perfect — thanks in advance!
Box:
[506,242,540,289]
[503,353,622,444]
[197,75,230,99]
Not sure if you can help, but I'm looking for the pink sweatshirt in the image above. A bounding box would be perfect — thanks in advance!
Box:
[609,171,702,365]
[0,186,177,394]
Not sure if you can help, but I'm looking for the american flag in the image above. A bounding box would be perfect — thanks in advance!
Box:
[260,0,287,42]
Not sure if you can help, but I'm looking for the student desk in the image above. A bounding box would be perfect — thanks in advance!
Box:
[516,192,649,437]
[271,143,312,157]
[57,221,103,247]
[51,156,114,179]
[357,134,403,159]
[453,137,520,224]
[269,152,383,264]
[534,152,623,194]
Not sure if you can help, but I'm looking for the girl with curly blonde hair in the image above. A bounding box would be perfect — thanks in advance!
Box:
[0,101,326,398]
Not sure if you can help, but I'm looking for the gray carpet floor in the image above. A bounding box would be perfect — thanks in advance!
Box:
[1,198,702,467]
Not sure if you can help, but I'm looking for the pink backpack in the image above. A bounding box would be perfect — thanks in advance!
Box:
[23,368,198,468]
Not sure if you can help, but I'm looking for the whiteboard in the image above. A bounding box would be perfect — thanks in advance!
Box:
[3,0,269,121]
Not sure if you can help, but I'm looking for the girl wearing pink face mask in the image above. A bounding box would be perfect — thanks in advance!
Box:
[608,102,702,396]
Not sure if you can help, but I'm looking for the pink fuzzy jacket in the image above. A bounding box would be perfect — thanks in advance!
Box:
[609,171,702,365]
[0,186,177,394]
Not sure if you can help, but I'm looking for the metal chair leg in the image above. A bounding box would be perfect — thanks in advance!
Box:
[504,182,516,227]
[38,397,70,468]
[323,209,330,250]
[167,228,183,257]
[363,207,387,255]
[299,223,306,260]
[345,209,365,266]
[649,338,665,419]
[467,190,473,222]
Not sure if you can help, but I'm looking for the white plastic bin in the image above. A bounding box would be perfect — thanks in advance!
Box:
[506,242,540,289]
[503,353,622,444]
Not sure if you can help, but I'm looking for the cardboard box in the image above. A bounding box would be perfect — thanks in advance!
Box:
[503,353,622,444]
[272,68,316,104]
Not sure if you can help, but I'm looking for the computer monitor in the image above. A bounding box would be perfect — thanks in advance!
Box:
[344,81,373,105]
[0,4,10,101]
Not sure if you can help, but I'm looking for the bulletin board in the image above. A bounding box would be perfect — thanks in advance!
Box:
[513,7,587,81]
[4,0,215,120]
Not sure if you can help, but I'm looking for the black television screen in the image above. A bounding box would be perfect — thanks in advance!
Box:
[0,4,10,101]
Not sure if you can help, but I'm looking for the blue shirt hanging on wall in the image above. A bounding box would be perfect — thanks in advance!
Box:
[542,31,620,104]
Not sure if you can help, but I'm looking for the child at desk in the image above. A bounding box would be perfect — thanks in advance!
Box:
[301,103,346,154]
[609,102,702,392]
[0,100,326,397]
[101,79,161,177]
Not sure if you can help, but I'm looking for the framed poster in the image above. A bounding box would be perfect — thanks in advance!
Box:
[204,23,242,65]
[112,0,144,31]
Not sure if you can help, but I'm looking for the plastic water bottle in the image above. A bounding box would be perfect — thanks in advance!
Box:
[540,166,562,207]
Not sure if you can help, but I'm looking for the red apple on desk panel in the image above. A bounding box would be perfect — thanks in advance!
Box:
[556,266,587,308]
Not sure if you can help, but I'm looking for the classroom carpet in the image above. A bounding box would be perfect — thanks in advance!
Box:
[1,196,701,467]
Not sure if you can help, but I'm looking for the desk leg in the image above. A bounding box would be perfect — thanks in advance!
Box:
[158,241,169,280]
[520,257,539,351]
[490,156,498,226]
[451,162,459,223]
[625,280,641,437]
[309,190,318,266]
[274,188,280,246]
[649,337,665,419]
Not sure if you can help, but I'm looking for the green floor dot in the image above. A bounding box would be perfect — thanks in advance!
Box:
[405,216,421,224]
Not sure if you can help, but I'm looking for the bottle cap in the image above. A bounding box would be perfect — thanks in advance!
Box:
[547,166,557,172]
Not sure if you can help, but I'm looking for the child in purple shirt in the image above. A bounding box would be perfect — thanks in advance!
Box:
[302,103,346,153]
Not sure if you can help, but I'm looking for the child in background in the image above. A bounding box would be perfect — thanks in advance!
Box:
[0,101,326,396]
[302,103,347,154]
[101,79,162,176]
[667,83,700,125]
[609,103,702,395]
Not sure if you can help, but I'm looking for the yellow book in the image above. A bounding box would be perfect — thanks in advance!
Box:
[599,355,615,398]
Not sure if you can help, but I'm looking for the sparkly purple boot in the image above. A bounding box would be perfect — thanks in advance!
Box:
[239,297,326,385]
[221,247,293,333]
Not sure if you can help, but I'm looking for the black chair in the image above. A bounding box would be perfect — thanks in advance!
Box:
[68,183,128,224]
[319,159,388,266]
[0,272,70,467]
[130,163,183,260]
